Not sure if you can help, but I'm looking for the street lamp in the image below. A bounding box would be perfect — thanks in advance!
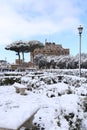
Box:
[78,25,83,77]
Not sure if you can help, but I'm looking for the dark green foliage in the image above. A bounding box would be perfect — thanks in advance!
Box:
[0,77,21,85]
[50,94,55,98]
[66,87,72,94]
[64,113,74,121]
[64,113,82,130]
[82,97,87,112]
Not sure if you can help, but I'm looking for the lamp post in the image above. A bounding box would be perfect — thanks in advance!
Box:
[78,25,83,77]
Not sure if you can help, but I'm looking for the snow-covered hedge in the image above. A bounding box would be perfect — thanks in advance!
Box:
[0,72,23,85]
[34,53,87,69]
[1,69,87,130]
[20,70,87,129]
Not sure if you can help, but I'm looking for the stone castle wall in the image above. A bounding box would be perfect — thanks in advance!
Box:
[30,42,69,61]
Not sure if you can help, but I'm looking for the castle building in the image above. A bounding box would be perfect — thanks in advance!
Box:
[30,42,69,61]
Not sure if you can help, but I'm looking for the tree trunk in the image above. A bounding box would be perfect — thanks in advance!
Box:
[18,51,20,65]
[22,52,24,62]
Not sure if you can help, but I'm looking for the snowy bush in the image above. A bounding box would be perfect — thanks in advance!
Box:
[34,53,87,69]
[0,77,21,85]
[82,97,87,112]
[1,70,87,130]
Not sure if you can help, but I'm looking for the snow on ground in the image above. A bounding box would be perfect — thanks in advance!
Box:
[0,70,87,130]
[0,86,39,129]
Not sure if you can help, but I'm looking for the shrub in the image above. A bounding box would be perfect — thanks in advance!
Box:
[0,77,21,85]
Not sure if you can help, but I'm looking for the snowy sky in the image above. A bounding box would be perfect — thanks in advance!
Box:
[0,0,87,63]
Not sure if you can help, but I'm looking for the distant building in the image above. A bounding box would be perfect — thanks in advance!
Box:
[11,59,35,71]
[30,42,70,61]
[0,60,11,71]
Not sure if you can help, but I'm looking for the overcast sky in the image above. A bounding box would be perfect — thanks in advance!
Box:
[0,0,87,63]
